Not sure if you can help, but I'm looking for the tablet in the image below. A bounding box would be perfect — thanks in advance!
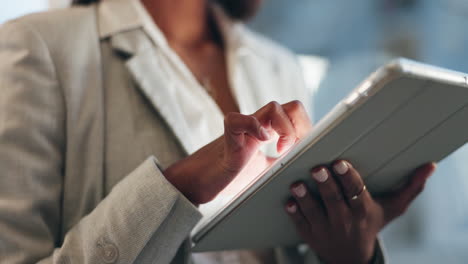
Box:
[192,58,468,252]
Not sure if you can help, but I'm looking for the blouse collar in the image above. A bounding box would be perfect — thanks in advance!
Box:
[97,0,257,56]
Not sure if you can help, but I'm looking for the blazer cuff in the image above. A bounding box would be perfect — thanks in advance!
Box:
[131,156,203,262]
[56,156,202,264]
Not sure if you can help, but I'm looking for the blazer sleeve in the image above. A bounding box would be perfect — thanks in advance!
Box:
[0,20,201,264]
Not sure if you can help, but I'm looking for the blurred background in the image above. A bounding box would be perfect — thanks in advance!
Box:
[2,0,468,263]
[250,1,468,262]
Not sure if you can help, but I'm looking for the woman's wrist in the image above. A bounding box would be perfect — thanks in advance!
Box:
[164,137,237,205]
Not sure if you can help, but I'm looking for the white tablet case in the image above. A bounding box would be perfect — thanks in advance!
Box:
[192,59,468,252]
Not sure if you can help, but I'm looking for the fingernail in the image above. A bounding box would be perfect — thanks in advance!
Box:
[286,203,297,213]
[292,184,307,198]
[425,162,437,178]
[312,168,328,183]
[334,160,349,175]
[260,127,270,140]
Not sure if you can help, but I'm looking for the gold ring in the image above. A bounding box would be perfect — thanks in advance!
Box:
[350,185,367,201]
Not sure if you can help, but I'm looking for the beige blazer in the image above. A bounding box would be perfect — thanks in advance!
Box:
[0,0,383,263]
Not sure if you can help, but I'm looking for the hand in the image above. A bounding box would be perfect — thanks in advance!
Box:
[164,101,312,204]
[286,160,436,264]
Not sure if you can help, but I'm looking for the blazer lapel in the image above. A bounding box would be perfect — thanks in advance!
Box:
[110,30,195,154]
[96,0,280,155]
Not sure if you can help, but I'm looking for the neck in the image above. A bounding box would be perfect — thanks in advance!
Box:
[141,0,215,46]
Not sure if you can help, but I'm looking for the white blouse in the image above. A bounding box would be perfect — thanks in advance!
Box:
[131,1,317,262]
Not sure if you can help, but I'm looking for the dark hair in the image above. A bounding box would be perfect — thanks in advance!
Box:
[72,0,261,21]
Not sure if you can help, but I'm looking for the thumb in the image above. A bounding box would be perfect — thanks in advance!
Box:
[379,162,436,225]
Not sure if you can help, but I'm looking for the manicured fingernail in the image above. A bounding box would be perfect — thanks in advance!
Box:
[312,168,328,183]
[334,160,349,175]
[424,162,437,179]
[292,184,307,198]
[286,203,297,213]
[260,127,270,140]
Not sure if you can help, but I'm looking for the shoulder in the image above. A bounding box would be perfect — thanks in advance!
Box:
[0,6,98,52]
[0,5,102,83]
[3,5,96,31]
[0,6,104,104]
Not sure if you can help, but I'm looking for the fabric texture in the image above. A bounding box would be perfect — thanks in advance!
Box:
[0,5,201,264]
[0,0,385,263]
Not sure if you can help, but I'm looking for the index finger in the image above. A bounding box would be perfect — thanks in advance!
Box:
[252,101,296,153]
[282,100,313,139]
